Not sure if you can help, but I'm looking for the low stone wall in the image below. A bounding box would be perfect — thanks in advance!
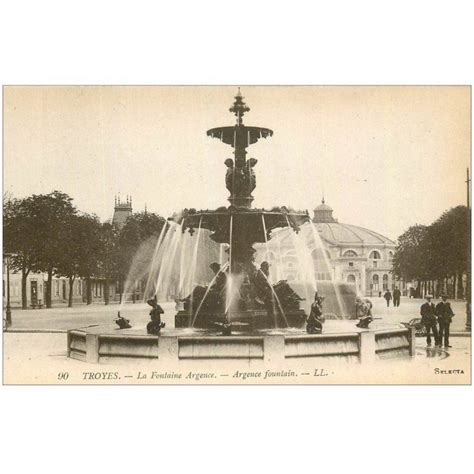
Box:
[68,330,87,361]
[375,328,412,359]
[67,326,416,364]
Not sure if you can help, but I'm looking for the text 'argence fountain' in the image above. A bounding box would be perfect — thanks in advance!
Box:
[67,90,416,365]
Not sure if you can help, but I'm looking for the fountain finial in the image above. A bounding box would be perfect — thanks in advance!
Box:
[229,88,250,126]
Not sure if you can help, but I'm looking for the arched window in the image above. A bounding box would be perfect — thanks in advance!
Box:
[369,250,381,259]
[312,248,330,260]
[343,250,358,257]
[370,250,381,269]
[372,274,379,292]
[347,274,356,284]
[383,274,389,290]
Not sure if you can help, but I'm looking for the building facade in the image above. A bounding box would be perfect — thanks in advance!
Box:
[3,196,136,308]
[262,200,398,296]
[2,265,118,308]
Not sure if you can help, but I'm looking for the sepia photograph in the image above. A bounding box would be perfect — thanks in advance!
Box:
[2,85,471,384]
[2,3,474,474]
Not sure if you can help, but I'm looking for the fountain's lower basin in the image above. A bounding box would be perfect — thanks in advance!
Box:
[67,321,416,365]
[175,309,307,330]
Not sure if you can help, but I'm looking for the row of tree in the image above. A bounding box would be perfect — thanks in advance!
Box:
[3,191,166,308]
[392,205,470,299]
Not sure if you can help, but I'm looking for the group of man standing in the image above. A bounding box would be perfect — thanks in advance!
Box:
[420,294,455,348]
[383,287,401,307]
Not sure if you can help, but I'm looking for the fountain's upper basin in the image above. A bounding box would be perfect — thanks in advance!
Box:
[177,207,310,243]
[207,125,273,146]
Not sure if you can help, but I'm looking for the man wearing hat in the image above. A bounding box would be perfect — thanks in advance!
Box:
[420,295,440,347]
[436,294,455,348]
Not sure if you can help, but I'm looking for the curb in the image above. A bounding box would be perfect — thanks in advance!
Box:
[3,329,68,334]
[415,332,471,338]
[5,329,471,337]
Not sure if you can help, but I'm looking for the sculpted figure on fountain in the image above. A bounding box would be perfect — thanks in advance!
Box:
[306,293,325,334]
[147,296,166,335]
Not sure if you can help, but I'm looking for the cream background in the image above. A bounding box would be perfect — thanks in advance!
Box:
[4,86,470,240]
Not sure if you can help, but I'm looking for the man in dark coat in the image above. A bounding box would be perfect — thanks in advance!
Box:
[383,289,392,307]
[393,287,401,307]
[420,295,440,347]
[436,294,454,348]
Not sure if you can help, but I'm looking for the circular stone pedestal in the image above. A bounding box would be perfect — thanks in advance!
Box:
[67,321,416,365]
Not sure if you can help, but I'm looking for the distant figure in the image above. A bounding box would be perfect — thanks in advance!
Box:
[355,297,373,328]
[420,295,440,347]
[115,311,132,329]
[306,292,325,334]
[384,290,392,307]
[393,287,401,307]
[436,294,454,348]
[147,296,165,335]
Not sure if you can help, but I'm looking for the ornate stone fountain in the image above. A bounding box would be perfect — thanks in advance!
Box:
[67,90,416,366]
[174,90,309,330]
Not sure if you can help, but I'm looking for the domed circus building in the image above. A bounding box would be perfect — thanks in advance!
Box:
[260,200,397,297]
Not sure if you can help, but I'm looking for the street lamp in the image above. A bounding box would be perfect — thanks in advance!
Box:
[4,253,13,328]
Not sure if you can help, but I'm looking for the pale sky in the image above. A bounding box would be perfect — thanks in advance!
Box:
[3,86,470,240]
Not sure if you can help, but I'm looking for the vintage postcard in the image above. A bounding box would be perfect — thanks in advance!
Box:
[2,85,471,384]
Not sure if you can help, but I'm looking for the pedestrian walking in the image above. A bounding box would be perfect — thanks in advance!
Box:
[393,287,401,307]
[383,289,392,307]
[420,294,440,347]
[436,294,454,348]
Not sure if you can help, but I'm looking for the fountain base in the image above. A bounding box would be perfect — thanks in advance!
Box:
[175,309,307,330]
[67,321,416,365]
